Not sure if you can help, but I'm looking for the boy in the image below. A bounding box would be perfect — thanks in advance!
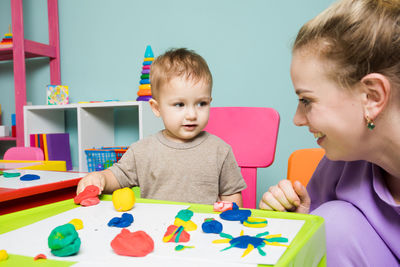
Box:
[77,48,246,205]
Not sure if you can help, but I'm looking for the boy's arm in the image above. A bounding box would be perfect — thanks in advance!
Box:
[220,192,243,207]
[76,169,121,195]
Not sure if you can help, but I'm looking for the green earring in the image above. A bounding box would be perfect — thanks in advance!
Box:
[366,116,375,130]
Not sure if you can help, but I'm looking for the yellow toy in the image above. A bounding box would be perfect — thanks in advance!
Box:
[112,187,136,211]
[0,249,8,261]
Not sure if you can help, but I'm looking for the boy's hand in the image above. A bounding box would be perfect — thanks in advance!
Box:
[76,172,106,195]
[258,180,310,214]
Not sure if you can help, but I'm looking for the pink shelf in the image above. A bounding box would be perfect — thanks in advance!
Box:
[2,0,61,147]
[0,40,57,61]
[0,137,17,141]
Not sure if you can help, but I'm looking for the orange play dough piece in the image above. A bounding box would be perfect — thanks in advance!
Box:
[111,229,154,257]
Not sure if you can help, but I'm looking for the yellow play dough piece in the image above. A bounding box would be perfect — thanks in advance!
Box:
[112,187,136,212]
[174,218,197,231]
[242,217,268,228]
[69,218,84,230]
[0,250,8,261]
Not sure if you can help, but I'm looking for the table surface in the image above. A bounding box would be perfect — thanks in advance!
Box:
[0,170,86,202]
[0,195,326,267]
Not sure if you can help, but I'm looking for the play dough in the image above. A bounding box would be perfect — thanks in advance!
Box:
[0,250,8,261]
[220,203,251,222]
[111,229,154,257]
[68,219,84,230]
[20,174,40,181]
[108,213,134,228]
[243,217,268,228]
[163,225,190,243]
[3,172,20,178]
[48,223,81,257]
[213,201,234,212]
[34,254,47,260]
[202,218,223,234]
[74,185,100,207]
[174,209,197,231]
[112,187,136,211]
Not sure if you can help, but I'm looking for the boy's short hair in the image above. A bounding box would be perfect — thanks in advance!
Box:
[150,48,213,100]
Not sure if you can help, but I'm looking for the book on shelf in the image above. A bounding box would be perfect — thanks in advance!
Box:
[30,133,72,170]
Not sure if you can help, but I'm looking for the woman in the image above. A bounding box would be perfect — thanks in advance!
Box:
[259,0,400,266]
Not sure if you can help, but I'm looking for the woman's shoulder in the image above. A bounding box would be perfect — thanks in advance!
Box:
[316,157,373,175]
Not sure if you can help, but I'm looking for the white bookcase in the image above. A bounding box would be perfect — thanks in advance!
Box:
[23,101,163,172]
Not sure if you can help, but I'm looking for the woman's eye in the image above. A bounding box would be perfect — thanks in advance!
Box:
[299,98,311,106]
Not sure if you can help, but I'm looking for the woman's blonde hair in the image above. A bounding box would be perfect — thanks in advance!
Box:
[293,0,400,90]
[150,48,212,100]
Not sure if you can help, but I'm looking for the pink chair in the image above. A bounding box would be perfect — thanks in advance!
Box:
[3,147,45,161]
[204,107,280,209]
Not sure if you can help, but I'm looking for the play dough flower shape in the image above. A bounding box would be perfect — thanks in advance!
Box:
[48,223,81,257]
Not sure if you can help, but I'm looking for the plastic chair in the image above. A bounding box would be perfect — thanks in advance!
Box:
[3,146,45,161]
[204,107,280,209]
[287,148,325,187]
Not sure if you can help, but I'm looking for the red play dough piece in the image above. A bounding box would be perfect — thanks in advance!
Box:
[111,229,154,257]
[74,185,100,205]
[34,253,47,260]
[163,225,190,243]
[80,197,100,206]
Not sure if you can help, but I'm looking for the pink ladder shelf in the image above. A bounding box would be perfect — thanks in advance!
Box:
[0,0,61,145]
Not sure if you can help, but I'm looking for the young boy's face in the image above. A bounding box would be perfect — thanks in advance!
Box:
[150,76,212,143]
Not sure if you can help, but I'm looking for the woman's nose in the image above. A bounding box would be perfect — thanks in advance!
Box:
[293,106,307,126]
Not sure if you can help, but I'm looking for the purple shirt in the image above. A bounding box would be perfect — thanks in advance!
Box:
[307,157,400,260]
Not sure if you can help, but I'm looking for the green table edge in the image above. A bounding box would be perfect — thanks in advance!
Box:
[0,189,326,267]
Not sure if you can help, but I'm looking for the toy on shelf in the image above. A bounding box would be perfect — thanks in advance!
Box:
[85,146,128,172]
[136,45,154,101]
[0,25,12,48]
[47,85,69,105]
[11,114,16,137]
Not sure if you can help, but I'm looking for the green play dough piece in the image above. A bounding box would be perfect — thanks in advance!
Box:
[3,172,21,178]
[0,170,3,175]
[48,223,81,257]
[175,209,193,222]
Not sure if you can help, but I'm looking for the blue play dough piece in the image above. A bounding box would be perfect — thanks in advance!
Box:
[20,174,40,181]
[107,213,134,228]
[202,220,223,234]
[230,235,265,249]
[219,203,251,222]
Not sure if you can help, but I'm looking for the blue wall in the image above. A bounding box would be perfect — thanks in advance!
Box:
[0,0,335,204]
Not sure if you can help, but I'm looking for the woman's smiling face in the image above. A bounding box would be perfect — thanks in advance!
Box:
[290,49,366,161]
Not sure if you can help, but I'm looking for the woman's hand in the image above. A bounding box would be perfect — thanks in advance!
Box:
[259,180,311,214]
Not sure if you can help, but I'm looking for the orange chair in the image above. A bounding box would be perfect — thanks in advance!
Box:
[3,147,45,161]
[287,148,325,187]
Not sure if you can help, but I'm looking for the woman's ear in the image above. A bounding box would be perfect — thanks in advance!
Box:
[149,99,161,117]
[360,73,391,119]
